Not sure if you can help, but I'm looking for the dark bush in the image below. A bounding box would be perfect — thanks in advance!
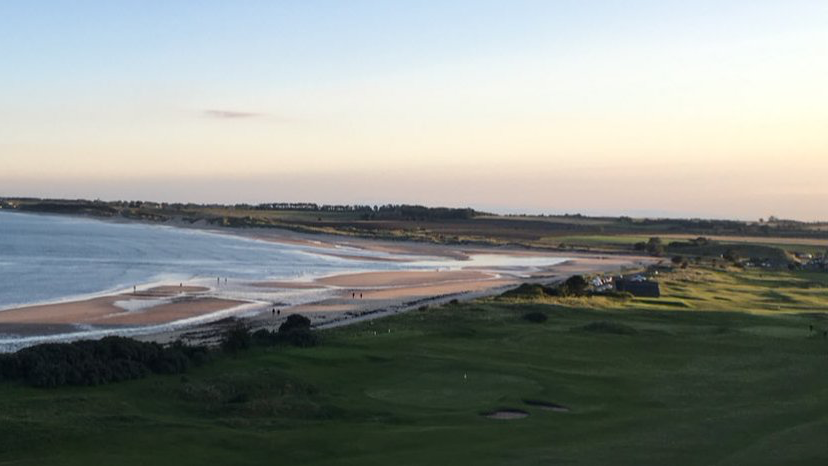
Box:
[278,314,311,333]
[723,249,739,262]
[0,336,209,388]
[251,329,279,346]
[500,283,557,299]
[646,237,664,256]
[222,324,252,353]
[560,275,588,297]
[522,312,548,323]
[277,314,318,348]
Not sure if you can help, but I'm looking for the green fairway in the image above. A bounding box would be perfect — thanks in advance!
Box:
[2,269,828,465]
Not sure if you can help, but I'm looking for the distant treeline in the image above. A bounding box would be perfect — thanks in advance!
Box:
[2,198,479,221]
[617,216,792,236]
[248,203,478,220]
[10,199,119,217]
[3,197,827,239]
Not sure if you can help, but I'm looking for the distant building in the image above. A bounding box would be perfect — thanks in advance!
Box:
[591,276,614,292]
[615,278,660,297]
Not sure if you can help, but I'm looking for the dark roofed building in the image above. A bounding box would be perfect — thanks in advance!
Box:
[615,278,661,298]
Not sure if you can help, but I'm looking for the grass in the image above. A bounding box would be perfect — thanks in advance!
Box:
[539,234,653,247]
[538,233,827,257]
[2,267,828,465]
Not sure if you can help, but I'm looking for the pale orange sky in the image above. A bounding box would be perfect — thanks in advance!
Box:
[2,1,827,220]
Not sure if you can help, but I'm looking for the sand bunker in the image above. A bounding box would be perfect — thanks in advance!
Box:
[483,409,530,420]
[523,399,571,412]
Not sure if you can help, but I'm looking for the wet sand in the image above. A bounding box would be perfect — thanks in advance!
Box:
[250,281,326,289]
[0,289,246,327]
[316,270,497,288]
[232,253,658,338]
[0,228,659,348]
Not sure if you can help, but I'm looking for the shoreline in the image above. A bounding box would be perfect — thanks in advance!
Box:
[0,211,661,351]
[0,253,657,352]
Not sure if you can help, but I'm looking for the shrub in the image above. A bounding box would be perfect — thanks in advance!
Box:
[281,329,318,348]
[251,329,279,346]
[723,249,739,262]
[0,336,208,388]
[500,283,556,299]
[221,324,252,353]
[277,314,318,348]
[278,314,311,333]
[560,275,588,297]
[646,237,664,256]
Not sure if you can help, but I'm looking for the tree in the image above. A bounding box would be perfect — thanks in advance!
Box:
[560,275,588,297]
[646,237,664,256]
[278,314,318,347]
[278,314,311,333]
[221,324,252,353]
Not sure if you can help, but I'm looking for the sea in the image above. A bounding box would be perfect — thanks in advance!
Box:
[0,210,570,349]
[0,211,415,311]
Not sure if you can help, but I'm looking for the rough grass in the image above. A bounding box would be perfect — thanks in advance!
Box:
[2,267,828,465]
[538,233,828,255]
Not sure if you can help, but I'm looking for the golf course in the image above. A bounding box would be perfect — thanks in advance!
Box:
[2,265,827,465]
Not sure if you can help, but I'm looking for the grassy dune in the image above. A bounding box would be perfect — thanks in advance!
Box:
[2,268,828,465]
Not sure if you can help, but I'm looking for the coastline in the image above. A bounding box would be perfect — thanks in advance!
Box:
[0,212,661,351]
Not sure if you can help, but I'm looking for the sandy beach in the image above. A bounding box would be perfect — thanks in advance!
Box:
[0,223,660,348]
[315,270,497,287]
[0,286,247,331]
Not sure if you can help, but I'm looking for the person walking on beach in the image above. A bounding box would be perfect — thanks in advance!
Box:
[272,308,275,317]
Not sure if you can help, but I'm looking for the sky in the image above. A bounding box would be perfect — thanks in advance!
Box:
[1,1,827,220]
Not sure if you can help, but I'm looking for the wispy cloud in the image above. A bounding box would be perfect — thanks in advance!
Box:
[202,109,263,119]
